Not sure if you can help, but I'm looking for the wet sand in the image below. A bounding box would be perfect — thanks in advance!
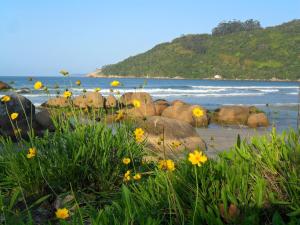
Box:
[197,126,270,158]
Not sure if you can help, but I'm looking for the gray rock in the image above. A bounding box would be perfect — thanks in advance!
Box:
[0,93,36,139]
[35,109,55,131]
[16,88,31,94]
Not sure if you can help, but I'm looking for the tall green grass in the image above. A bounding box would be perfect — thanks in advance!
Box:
[0,117,299,224]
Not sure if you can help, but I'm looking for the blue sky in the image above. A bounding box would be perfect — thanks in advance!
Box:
[0,0,299,76]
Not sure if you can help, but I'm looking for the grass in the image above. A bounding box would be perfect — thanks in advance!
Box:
[0,114,299,224]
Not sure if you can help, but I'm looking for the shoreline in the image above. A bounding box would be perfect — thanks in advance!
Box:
[86,73,300,82]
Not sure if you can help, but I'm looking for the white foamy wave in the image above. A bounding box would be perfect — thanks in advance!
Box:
[191,85,298,89]
[287,92,298,95]
[259,89,279,93]
[151,93,265,98]
[80,88,227,94]
[224,103,299,106]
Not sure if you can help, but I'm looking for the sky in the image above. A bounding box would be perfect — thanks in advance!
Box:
[0,0,299,76]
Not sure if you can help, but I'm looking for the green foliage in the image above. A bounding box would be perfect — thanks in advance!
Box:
[0,115,299,224]
[212,19,262,36]
[101,20,300,80]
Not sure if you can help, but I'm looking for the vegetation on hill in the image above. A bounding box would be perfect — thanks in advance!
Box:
[100,19,300,80]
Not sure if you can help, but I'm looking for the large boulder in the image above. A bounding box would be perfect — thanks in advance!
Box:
[125,102,157,118]
[0,81,12,90]
[171,99,186,106]
[0,93,35,126]
[0,93,36,139]
[73,92,105,108]
[247,113,269,128]
[120,92,153,106]
[213,106,250,125]
[42,97,71,108]
[154,99,170,116]
[16,88,31,94]
[161,103,209,127]
[138,116,206,158]
[35,109,55,131]
[105,95,118,108]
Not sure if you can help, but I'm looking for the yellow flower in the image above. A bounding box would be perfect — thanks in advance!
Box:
[110,80,120,87]
[1,95,11,103]
[188,150,207,166]
[34,81,43,90]
[134,128,144,143]
[60,70,69,76]
[122,157,131,165]
[158,159,175,171]
[134,128,144,137]
[63,90,72,98]
[75,80,81,86]
[133,173,142,180]
[94,87,101,92]
[27,147,37,159]
[192,107,204,118]
[115,110,124,121]
[124,170,131,181]
[133,99,141,108]
[10,112,19,120]
[55,208,70,219]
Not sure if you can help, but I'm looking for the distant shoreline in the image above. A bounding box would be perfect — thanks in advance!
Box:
[86,73,300,82]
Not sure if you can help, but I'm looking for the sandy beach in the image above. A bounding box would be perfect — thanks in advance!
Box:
[197,126,270,158]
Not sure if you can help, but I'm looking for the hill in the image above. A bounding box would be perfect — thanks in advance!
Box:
[93,20,300,80]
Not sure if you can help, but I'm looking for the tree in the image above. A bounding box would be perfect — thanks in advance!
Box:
[212,19,262,36]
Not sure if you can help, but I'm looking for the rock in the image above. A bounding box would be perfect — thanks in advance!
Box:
[171,99,186,106]
[16,88,31,94]
[213,106,250,125]
[105,95,118,108]
[73,92,105,108]
[0,93,37,139]
[42,97,71,108]
[125,102,157,118]
[247,113,269,128]
[138,116,206,158]
[120,92,153,106]
[35,109,55,131]
[0,81,12,90]
[154,99,170,116]
[0,93,35,126]
[161,104,209,127]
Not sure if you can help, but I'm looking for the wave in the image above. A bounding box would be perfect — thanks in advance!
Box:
[259,89,279,93]
[151,93,265,97]
[191,85,298,89]
[224,103,299,106]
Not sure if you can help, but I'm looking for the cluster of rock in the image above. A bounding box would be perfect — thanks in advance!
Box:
[1,90,269,157]
[41,91,269,156]
[42,91,269,128]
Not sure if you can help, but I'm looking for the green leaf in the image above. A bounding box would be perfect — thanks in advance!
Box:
[28,194,51,210]
[8,188,21,210]
[272,211,285,225]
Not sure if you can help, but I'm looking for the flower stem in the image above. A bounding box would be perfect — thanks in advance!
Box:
[193,166,199,225]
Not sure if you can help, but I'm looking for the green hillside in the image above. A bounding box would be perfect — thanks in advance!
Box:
[100,20,300,80]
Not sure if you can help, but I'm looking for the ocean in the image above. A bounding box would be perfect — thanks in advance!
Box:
[0,76,299,130]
